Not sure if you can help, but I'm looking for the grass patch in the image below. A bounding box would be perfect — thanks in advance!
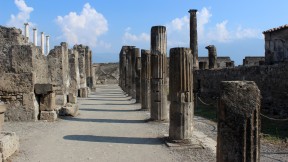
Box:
[194,101,218,122]
[261,116,288,143]
[195,98,288,143]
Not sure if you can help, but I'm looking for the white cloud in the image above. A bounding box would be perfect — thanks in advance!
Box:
[56,3,109,48]
[166,7,262,46]
[122,27,150,43]
[7,0,34,28]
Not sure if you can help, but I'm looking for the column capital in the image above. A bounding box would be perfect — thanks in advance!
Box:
[24,22,29,26]
[188,9,198,14]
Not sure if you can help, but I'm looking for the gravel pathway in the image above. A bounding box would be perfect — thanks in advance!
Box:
[3,84,288,162]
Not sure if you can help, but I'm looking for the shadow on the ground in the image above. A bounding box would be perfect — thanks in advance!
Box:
[61,117,147,123]
[81,103,134,106]
[83,98,131,101]
[63,135,163,145]
[80,108,139,112]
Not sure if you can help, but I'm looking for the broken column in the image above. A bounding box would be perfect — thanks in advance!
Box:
[169,48,193,140]
[217,81,260,162]
[189,9,199,69]
[119,46,127,92]
[130,48,139,99]
[24,23,29,42]
[41,32,45,54]
[206,45,217,69]
[75,45,88,98]
[141,50,151,110]
[150,26,168,121]
[33,28,37,46]
[46,35,50,55]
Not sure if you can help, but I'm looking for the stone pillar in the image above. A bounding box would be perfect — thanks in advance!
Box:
[125,46,135,97]
[33,28,37,46]
[24,23,29,41]
[41,32,45,54]
[136,56,141,103]
[169,48,193,140]
[150,26,168,121]
[141,50,151,110]
[46,35,50,55]
[131,48,139,99]
[119,46,127,91]
[189,9,199,69]
[217,81,260,162]
[206,45,217,69]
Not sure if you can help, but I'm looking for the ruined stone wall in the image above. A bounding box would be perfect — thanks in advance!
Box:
[194,63,288,116]
[264,28,288,65]
[243,56,265,66]
[47,43,70,106]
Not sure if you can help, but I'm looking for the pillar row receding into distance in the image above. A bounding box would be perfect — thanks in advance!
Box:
[131,48,140,99]
[217,81,260,162]
[189,9,199,69]
[141,50,151,110]
[33,28,37,46]
[169,48,194,140]
[41,32,45,54]
[150,26,168,121]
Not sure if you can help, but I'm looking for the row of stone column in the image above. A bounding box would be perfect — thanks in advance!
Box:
[24,22,50,55]
[119,15,261,162]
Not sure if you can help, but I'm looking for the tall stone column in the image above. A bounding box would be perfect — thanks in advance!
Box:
[169,48,193,140]
[150,26,168,121]
[135,56,141,103]
[217,81,260,162]
[189,9,199,69]
[24,23,29,42]
[33,28,37,46]
[41,32,45,54]
[141,50,151,110]
[206,45,217,69]
[46,35,50,55]
[119,46,128,92]
[125,46,135,96]
[131,48,140,99]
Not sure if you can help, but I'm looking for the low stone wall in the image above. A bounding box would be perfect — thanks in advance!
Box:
[194,63,288,116]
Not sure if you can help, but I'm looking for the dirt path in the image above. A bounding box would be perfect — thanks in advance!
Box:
[4,85,180,162]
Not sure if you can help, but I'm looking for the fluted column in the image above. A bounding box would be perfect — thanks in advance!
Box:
[169,48,193,140]
[41,32,45,54]
[33,28,37,46]
[24,23,29,42]
[141,50,151,110]
[150,26,168,121]
[46,35,50,55]
[206,45,217,69]
[189,9,199,69]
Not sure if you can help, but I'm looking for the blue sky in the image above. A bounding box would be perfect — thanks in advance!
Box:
[0,0,287,65]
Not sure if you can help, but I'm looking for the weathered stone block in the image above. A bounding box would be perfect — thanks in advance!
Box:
[79,88,88,98]
[34,84,53,95]
[217,81,260,162]
[0,103,6,132]
[40,92,56,111]
[0,132,19,160]
[68,93,77,104]
[40,111,57,122]
[59,103,79,117]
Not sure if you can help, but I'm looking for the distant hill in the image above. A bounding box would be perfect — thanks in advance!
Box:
[93,63,119,84]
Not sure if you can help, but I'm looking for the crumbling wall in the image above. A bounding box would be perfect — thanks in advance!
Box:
[47,43,70,106]
[194,63,288,116]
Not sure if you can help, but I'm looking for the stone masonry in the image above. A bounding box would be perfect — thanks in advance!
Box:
[169,48,194,140]
[150,26,168,121]
[217,81,260,162]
